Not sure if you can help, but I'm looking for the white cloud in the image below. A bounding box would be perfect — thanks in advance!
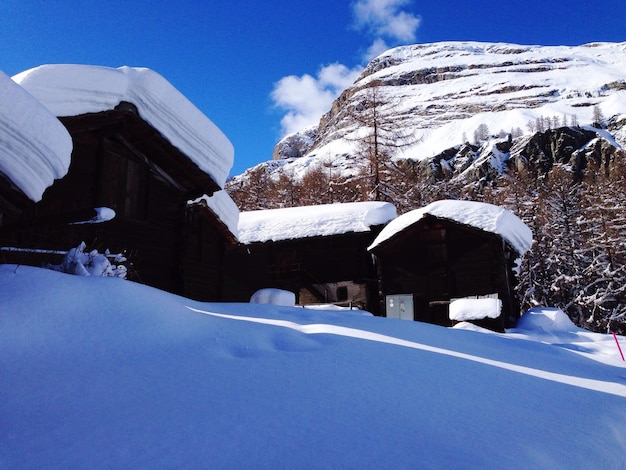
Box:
[271,1,421,137]
[352,0,421,58]
[271,63,363,136]
[364,38,390,61]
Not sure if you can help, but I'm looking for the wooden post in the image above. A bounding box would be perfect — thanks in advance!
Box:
[612,332,625,361]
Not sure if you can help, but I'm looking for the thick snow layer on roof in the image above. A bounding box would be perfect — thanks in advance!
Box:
[238,201,397,244]
[13,65,234,187]
[0,70,72,202]
[369,200,532,255]
[190,190,239,239]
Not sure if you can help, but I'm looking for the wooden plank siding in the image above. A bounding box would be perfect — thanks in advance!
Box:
[371,215,522,331]
[181,205,230,301]
[222,229,384,314]
[0,105,232,300]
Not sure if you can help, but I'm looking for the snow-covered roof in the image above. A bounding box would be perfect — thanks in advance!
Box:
[0,70,72,202]
[368,200,532,255]
[238,201,397,244]
[13,65,234,188]
[189,190,240,240]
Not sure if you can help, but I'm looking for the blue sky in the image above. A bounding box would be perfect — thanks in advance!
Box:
[2,0,625,176]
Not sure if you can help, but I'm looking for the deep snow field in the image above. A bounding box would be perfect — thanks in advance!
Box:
[1,264,625,469]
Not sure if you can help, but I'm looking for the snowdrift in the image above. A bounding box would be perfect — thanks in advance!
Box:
[1,265,625,468]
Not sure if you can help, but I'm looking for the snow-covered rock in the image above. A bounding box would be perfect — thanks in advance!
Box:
[0,70,72,201]
[13,65,234,187]
[272,125,318,160]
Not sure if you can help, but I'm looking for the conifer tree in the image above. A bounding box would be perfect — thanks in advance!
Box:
[575,153,626,332]
[347,85,417,202]
[535,165,586,324]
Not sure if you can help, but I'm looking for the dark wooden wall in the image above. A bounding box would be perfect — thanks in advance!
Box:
[1,109,229,301]
[222,230,382,314]
[372,217,520,330]
[181,205,228,301]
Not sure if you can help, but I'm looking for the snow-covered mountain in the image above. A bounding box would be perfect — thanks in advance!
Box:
[232,41,626,184]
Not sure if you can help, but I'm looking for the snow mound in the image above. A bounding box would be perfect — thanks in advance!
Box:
[369,200,532,255]
[452,322,498,334]
[449,298,502,321]
[250,288,296,307]
[238,201,397,244]
[13,64,234,187]
[516,308,579,333]
[0,70,72,201]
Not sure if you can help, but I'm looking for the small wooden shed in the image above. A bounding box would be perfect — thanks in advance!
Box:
[368,200,532,331]
[1,65,236,300]
[222,202,397,313]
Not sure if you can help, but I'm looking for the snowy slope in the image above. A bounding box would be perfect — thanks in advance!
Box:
[13,65,234,187]
[2,265,625,468]
[0,70,72,201]
[317,41,626,161]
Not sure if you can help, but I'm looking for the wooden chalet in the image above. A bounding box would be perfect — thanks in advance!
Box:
[222,202,397,314]
[1,65,237,301]
[368,200,532,331]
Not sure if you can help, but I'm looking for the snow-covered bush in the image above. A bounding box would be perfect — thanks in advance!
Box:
[46,242,127,278]
[515,307,578,333]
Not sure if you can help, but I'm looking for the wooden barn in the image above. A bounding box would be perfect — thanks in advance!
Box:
[1,65,237,300]
[368,200,532,331]
[222,202,397,313]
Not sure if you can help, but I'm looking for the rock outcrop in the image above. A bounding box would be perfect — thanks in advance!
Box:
[272,126,317,160]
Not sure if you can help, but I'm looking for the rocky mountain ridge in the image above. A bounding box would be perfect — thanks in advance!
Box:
[229,41,626,189]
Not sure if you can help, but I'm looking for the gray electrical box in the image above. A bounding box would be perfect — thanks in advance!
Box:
[386,294,414,320]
